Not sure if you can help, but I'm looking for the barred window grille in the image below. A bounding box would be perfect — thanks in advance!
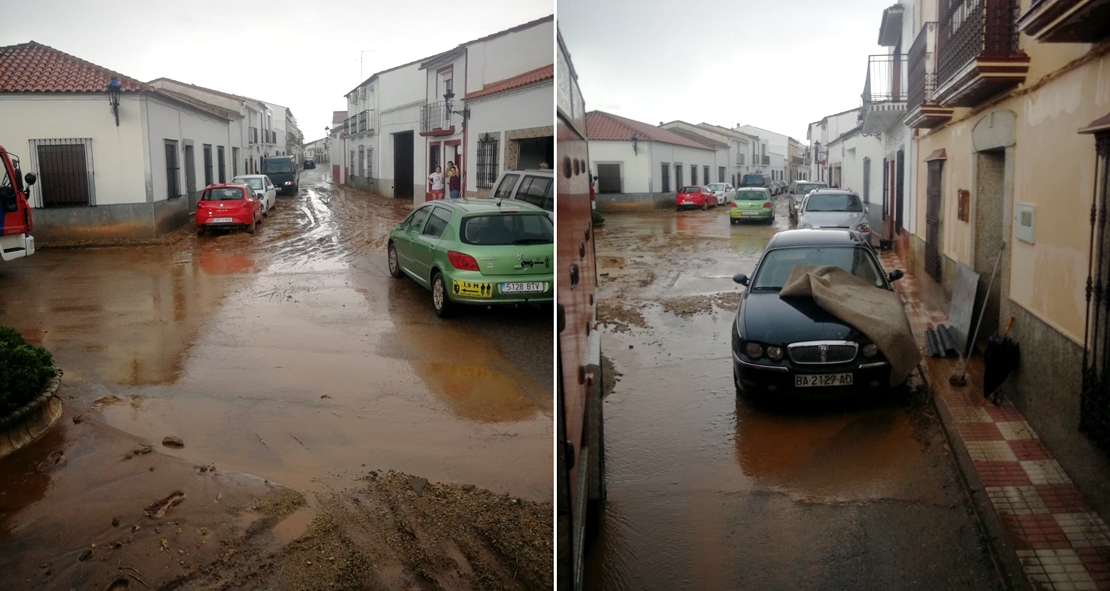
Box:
[217,146,226,183]
[477,133,499,189]
[203,145,213,186]
[164,140,179,201]
[29,138,96,207]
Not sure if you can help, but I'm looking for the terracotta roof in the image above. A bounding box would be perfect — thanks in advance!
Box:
[465,64,553,100]
[332,110,347,124]
[0,41,149,93]
[586,111,714,150]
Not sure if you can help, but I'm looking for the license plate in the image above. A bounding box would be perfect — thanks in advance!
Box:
[795,373,853,387]
[740,211,760,216]
[501,282,545,294]
[452,280,492,298]
[211,217,233,223]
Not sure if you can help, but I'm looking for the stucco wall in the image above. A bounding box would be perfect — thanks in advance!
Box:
[0,94,147,207]
[589,140,651,194]
[145,95,234,207]
[466,20,553,95]
[649,143,717,192]
[466,83,554,195]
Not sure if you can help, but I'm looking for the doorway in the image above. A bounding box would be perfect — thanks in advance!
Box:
[393,131,414,199]
[973,150,1006,339]
[925,160,944,283]
[516,137,553,170]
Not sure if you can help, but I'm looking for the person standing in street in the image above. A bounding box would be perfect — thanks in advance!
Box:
[447,162,461,199]
[428,166,444,200]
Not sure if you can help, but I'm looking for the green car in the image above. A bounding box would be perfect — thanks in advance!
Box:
[387,199,554,317]
[729,188,775,225]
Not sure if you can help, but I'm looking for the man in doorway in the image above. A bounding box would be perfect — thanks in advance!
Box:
[447,162,461,199]
[428,166,444,200]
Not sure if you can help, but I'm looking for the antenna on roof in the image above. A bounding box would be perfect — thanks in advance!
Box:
[496,196,503,207]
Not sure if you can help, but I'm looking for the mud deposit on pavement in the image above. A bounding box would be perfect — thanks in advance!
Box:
[585,208,1000,591]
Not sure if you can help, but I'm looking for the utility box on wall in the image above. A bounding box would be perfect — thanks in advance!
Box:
[1015,204,1035,244]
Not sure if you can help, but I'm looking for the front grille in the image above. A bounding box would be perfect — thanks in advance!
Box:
[788,341,858,364]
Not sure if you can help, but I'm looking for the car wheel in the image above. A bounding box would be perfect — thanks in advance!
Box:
[387,243,403,278]
[197,226,205,236]
[246,216,257,235]
[431,272,454,318]
[729,219,737,225]
[262,203,268,218]
[702,200,708,211]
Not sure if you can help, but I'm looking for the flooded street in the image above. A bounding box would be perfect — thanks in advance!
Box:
[585,199,1002,590]
[0,170,553,590]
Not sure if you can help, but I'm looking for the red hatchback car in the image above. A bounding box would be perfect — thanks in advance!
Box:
[676,185,716,211]
[196,184,262,235]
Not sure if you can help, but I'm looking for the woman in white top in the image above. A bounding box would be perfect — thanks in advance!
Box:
[428,166,444,199]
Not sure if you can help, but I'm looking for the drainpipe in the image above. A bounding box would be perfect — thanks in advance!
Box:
[462,50,468,197]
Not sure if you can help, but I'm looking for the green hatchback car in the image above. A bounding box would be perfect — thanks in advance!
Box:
[387,199,554,317]
[729,187,775,225]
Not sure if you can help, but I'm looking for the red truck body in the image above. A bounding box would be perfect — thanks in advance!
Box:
[0,145,36,261]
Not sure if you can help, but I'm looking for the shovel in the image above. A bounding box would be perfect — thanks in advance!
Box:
[984,316,1020,405]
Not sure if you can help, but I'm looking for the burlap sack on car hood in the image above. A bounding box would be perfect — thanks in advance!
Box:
[778,265,921,386]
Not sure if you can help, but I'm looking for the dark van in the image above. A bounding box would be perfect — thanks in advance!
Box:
[262,156,299,194]
[740,173,770,189]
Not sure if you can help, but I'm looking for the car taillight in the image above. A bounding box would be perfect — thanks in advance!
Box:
[730,202,737,208]
[447,251,480,271]
[764,202,772,208]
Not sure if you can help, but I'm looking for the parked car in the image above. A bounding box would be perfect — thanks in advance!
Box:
[490,169,553,212]
[730,229,906,398]
[262,156,299,194]
[740,173,771,192]
[387,199,554,317]
[729,188,775,225]
[787,180,828,219]
[676,185,716,210]
[304,159,315,170]
[707,182,736,205]
[196,183,262,235]
[797,189,871,244]
[230,175,277,217]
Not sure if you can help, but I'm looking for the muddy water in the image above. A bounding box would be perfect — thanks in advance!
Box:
[0,170,552,506]
[585,204,1000,591]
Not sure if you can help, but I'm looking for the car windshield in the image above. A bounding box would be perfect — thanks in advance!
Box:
[805,193,862,212]
[233,178,264,190]
[679,186,701,193]
[263,160,293,173]
[735,190,767,201]
[753,246,885,290]
[459,213,554,246]
[201,188,244,201]
[741,174,765,185]
[707,184,726,191]
[795,183,823,194]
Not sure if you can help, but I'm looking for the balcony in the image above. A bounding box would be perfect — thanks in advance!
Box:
[761,155,770,165]
[934,0,1030,108]
[420,101,455,137]
[1018,0,1110,43]
[907,23,956,128]
[860,54,908,135]
[355,109,374,134]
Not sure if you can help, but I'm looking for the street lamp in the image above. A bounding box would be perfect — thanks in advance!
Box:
[443,89,470,121]
[631,133,639,155]
[107,77,121,126]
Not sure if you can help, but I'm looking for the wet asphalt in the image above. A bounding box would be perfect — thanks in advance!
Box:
[0,169,553,506]
[584,197,1003,590]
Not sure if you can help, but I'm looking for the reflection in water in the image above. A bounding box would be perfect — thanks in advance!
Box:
[0,426,66,540]
[409,361,536,422]
[733,400,923,501]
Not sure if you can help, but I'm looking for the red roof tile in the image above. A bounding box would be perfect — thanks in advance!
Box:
[585,111,715,150]
[465,64,553,100]
[0,41,148,93]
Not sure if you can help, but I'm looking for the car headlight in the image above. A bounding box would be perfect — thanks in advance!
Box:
[862,343,879,357]
[857,223,871,233]
[745,342,764,358]
[801,223,814,229]
[767,346,783,360]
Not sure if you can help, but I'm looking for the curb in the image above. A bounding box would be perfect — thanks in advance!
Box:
[0,377,63,460]
[921,360,1034,591]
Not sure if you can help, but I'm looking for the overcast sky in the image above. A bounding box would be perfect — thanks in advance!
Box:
[558,0,896,142]
[2,0,552,144]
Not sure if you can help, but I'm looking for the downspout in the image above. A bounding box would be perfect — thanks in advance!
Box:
[462,48,469,197]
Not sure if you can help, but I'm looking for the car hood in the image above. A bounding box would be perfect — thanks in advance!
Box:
[739,291,858,345]
[800,211,866,227]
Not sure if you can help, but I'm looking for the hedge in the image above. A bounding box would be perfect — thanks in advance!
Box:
[0,326,58,415]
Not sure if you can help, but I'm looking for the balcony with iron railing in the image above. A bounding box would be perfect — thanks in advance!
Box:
[934,0,1029,107]
[860,53,909,135]
[907,22,956,128]
[761,155,770,165]
[420,101,455,137]
[1018,0,1110,43]
[356,109,374,134]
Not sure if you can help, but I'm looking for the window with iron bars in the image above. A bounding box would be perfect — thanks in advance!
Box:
[476,133,499,189]
[203,145,213,186]
[1082,130,1110,457]
[29,138,97,207]
[217,146,226,183]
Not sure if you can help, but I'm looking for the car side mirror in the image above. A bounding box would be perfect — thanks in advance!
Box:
[395,223,404,230]
[888,269,904,283]
[24,173,36,186]
[733,273,749,286]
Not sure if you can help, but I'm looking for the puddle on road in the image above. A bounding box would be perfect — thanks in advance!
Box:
[271,505,317,544]
[0,427,65,540]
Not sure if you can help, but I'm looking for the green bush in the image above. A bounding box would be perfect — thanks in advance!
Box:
[592,210,606,226]
[0,327,57,415]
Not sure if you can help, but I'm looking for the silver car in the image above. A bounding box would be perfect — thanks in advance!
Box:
[706,182,736,205]
[787,181,828,219]
[797,189,871,244]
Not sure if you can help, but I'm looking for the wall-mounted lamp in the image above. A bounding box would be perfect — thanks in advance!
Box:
[107,77,121,126]
[631,133,639,155]
[443,89,470,121]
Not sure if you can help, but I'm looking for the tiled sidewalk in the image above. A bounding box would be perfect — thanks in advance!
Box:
[880,250,1110,591]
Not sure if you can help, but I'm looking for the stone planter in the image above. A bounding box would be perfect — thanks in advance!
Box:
[0,377,62,459]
